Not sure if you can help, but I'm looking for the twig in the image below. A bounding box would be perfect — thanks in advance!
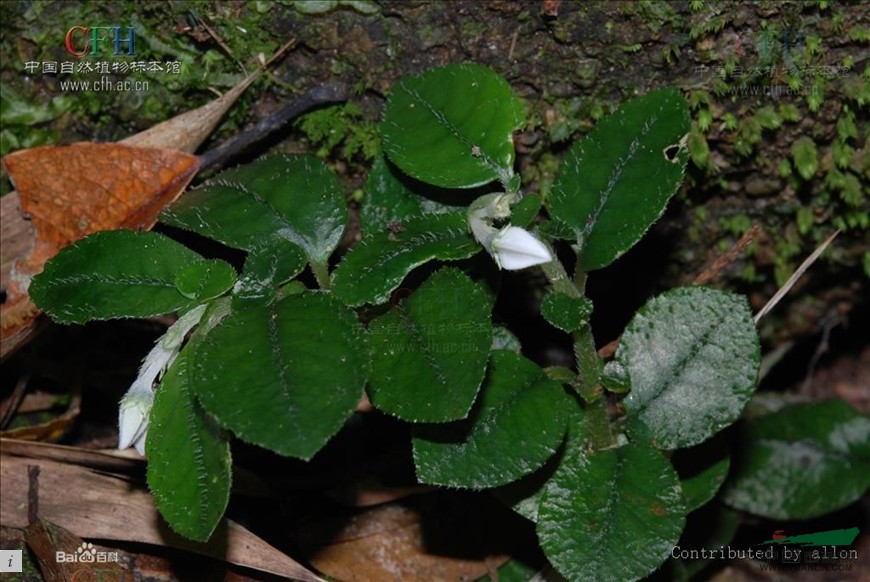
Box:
[27,464,40,524]
[508,27,519,60]
[198,83,349,172]
[802,314,840,393]
[754,230,839,324]
[199,16,242,71]
[0,373,29,430]
[693,224,762,285]
[264,37,297,68]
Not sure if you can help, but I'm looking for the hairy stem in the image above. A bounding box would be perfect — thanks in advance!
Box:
[541,253,612,447]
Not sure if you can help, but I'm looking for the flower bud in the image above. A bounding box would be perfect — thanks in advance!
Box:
[490,226,553,270]
[116,305,206,456]
[118,384,154,455]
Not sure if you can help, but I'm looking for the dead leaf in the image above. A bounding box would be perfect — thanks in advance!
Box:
[0,193,31,294]
[0,50,275,361]
[302,503,507,581]
[0,451,325,582]
[25,518,133,582]
[0,143,199,358]
[121,68,263,153]
[4,143,199,269]
[543,0,563,18]
[0,390,81,443]
[0,438,143,474]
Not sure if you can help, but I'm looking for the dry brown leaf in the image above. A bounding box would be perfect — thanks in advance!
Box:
[120,67,263,153]
[0,55,273,361]
[0,452,325,582]
[0,379,82,443]
[0,438,144,474]
[303,503,507,582]
[0,64,263,294]
[25,518,134,581]
[0,143,200,358]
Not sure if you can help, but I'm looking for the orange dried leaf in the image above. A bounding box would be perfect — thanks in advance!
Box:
[1,143,199,358]
[4,143,198,261]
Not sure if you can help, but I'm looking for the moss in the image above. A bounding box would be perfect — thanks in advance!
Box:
[773,227,803,287]
[740,263,758,282]
[689,13,729,41]
[541,95,611,144]
[687,125,711,170]
[696,108,713,131]
[720,214,753,238]
[848,25,869,42]
[778,103,800,123]
[796,206,814,236]
[791,137,819,180]
[686,206,709,244]
[687,89,711,110]
[1,0,280,146]
[0,82,71,154]
[661,43,681,66]
[617,43,643,53]
[630,0,681,35]
[294,102,379,162]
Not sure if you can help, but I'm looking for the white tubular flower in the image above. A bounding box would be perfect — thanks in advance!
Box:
[117,305,206,456]
[490,226,553,270]
[468,193,552,271]
[118,383,154,455]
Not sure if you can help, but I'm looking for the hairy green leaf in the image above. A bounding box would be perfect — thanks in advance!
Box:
[493,401,587,523]
[673,435,731,513]
[162,154,345,265]
[359,156,460,236]
[174,259,237,302]
[540,293,593,333]
[234,240,307,301]
[549,88,690,271]
[413,350,570,488]
[331,212,479,307]
[723,400,870,519]
[367,268,491,422]
[146,350,231,542]
[382,63,524,189]
[537,444,685,582]
[193,293,368,460]
[30,230,212,323]
[619,286,760,449]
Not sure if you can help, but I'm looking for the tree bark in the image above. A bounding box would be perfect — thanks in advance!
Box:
[1,0,867,349]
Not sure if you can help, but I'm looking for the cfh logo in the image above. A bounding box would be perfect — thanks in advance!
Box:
[64,26,135,57]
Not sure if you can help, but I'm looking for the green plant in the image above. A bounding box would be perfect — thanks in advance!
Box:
[31,63,870,580]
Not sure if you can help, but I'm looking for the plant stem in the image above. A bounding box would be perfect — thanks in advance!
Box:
[541,252,612,448]
[573,326,603,395]
[539,252,581,299]
[585,396,615,449]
